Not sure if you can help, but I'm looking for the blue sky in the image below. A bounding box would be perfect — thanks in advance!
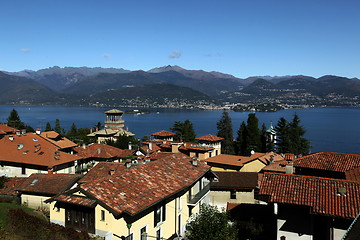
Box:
[1,0,359,78]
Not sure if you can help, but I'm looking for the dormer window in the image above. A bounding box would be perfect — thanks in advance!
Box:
[17,144,24,150]
[30,179,39,185]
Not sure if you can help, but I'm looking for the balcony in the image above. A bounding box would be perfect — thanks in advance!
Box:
[188,183,210,206]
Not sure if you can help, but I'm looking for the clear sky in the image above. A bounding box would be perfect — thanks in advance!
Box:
[1,0,359,78]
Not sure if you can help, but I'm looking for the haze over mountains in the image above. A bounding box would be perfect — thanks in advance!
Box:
[2,66,360,108]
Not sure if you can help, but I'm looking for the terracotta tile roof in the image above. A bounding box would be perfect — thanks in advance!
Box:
[56,195,97,207]
[196,134,223,142]
[284,153,295,161]
[148,152,192,161]
[206,153,266,167]
[59,154,211,216]
[39,131,77,149]
[346,167,360,182]
[0,133,81,168]
[0,124,18,134]
[211,171,258,190]
[74,144,134,160]
[258,173,360,219]
[294,152,360,173]
[227,202,240,211]
[151,130,176,137]
[179,143,214,152]
[79,162,126,183]
[261,160,289,173]
[0,177,26,196]
[17,173,80,196]
[140,143,161,155]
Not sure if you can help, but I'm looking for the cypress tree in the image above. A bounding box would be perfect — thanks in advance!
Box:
[246,113,261,154]
[7,109,25,129]
[288,113,311,155]
[260,123,267,153]
[45,122,52,131]
[236,121,248,155]
[274,117,290,153]
[170,120,196,142]
[216,111,235,154]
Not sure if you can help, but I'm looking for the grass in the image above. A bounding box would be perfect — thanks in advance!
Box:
[0,202,92,240]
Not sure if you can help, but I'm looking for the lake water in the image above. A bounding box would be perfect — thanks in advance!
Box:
[0,105,359,154]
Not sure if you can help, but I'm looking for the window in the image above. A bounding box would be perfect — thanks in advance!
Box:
[230,190,236,199]
[21,166,26,175]
[154,204,166,226]
[100,210,105,221]
[140,226,147,240]
[156,229,161,240]
[125,233,133,240]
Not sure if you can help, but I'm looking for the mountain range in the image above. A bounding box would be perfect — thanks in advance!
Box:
[2,66,360,108]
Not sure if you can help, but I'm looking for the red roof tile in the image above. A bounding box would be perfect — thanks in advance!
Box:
[74,143,134,160]
[258,173,360,219]
[56,195,97,207]
[196,134,223,142]
[151,130,176,137]
[0,177,26,196]
[294,152,360,173]
[0,124,18,134]
[59,154,211,216]
[40,131,77,149]
[0,133,81,168]
[17,173,80,195]
[211,171,258,190]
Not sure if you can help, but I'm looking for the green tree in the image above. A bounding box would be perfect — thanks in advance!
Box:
[45,122,52,131]
[54,119,64,135]
[260,123,267,153]
[217,111,235,154]
[66,123,78,141]
[246,113,261,153]
[170,120,196,142]
[185,204,237,240]
[235,121,248,155]
[274,117,290,153]
[7,109,25,129]
[288,113,311,155]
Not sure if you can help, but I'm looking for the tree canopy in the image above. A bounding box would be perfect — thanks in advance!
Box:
[275,113,311,155]
[217,111,235,154]
[170,120,196,142]
[185,204,237,240]
[6,109,34,132]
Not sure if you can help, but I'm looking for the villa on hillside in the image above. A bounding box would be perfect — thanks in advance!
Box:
[88,109,135,143]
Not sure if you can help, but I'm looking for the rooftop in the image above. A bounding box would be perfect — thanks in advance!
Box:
[39,131,77,149]
[0,124,18,135]
[17,173,80,195]
[258,172,360,219]
[211,171,258,190]
[195,134,223,142]
[74,143,134,160]
[0,177,27,196]
[53,153,212,216]
[294,152,360,173]
[151,130,176,137]
[0,133,81,168]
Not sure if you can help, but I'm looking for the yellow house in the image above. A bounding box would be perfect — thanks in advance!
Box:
[17,173,80,211]
[205,152,284,172]
[46,153,215,240]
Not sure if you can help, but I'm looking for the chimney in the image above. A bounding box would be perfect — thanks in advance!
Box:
[48,168,53,174]
[82,143,86,149]
[22,129,26,135]
[97,147,101,155]
[285,162,294,174]
[126,126,129,132]
[171,142,181,153]
[149,142,152,151]
[16,131,21,136]
[128,141,132,150]
[270,155,274,164]
[109,169,115,175]
[8,135,14,141]
[125,159,131,168]
[191,159,198,166]
[35,128,41,135]
[90,128,93,133]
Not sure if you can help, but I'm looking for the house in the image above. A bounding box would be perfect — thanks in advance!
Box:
[0,132,82,177]
[39,130,77,152]
[73,143,135,173]
[257,172,360,240]
[210,171,258,209]
[0,176,26,203]
[293,152,360,181]
[206,152,283,172]
[88,109,135,143]
[142,132,223,160]
[46,153,216,240]
[17,173,80,210]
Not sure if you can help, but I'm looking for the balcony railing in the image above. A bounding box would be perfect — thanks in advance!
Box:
[188,183,210,206]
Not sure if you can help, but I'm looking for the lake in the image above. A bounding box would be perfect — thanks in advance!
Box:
[0,105,359,154]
